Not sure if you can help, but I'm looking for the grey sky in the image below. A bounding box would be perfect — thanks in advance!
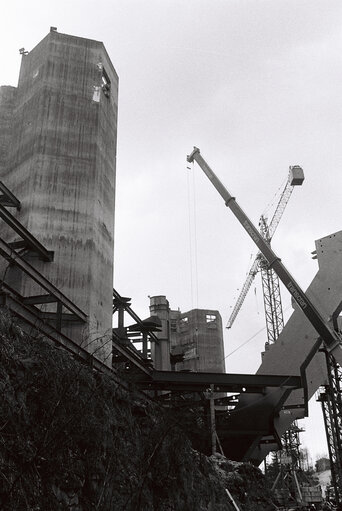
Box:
[1,0,342,461]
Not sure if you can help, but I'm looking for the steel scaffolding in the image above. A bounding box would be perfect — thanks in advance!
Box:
[317,349,342,504]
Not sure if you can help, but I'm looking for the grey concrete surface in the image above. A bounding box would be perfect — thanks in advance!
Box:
[0,30,118,364]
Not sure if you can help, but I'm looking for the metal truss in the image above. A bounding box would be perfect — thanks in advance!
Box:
[270,422,308,507]
[281,421,303,470]
[259,217,284,345]
[112,288,160,364]
[0,182,123,386]
[0,181,85,326]
[260,266,284,345]
[0,240,86,323]
[317,349,342,504]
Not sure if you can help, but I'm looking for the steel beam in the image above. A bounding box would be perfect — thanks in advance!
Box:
[0,181,21,209]
[218,429,270,438]
[0,282,152,404]
[135,370,301,393]
[0,291,114,378]
[1,284,84,325]
[0,239,86,322]
[113,288,159,344]
[0,204,53,261]
[8,240,27,250]
[39,311,81,323]
[112,335,152,377]
[23,294,58,305]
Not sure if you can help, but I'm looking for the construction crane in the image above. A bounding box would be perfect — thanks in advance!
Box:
[187,146,342,503]
[186,146,341,353]
[227,166,304,345]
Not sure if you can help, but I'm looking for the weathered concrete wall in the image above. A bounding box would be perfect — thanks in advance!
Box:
[174,308,225,373]
[0,30,118,363]
[0,86,17,176]
[257,231,342,394]
[150,296,225,373]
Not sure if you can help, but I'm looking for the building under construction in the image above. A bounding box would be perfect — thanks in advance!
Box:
[1,28,342,507]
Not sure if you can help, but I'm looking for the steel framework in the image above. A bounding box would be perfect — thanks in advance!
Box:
[259,216,284,345]
[317,349,342,504]
[282,421,303,470]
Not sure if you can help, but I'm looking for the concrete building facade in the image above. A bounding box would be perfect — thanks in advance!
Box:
[0,29,118,363]
[149,295,225,373]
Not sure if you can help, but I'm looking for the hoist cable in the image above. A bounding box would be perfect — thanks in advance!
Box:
[186,165,194,308]
[191,165,199,308]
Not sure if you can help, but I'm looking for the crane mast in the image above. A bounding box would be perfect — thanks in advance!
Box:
[186,146,341,353]
[259,215,284,344]
[227,167,304,336]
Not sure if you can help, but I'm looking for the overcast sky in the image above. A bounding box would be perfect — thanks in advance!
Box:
[1,0,341,462]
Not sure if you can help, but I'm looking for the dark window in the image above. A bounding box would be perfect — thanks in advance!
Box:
[206,314,217,329]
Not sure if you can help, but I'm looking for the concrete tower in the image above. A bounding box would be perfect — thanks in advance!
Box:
[170,308,225,373]
[0,29,118,363]
[149,296,225,373]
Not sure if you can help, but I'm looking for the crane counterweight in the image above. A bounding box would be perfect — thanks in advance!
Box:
[289,165,305,186]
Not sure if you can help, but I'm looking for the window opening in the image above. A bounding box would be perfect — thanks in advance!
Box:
[101,68,111,98]
[206,314,216,323]
[180,316,189,330]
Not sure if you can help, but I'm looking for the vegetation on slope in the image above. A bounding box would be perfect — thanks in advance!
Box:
[0,310,273,510]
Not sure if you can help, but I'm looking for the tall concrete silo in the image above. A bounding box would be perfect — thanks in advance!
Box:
[0,29,118,364]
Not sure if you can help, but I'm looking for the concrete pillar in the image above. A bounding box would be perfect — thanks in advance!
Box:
[149,296,171,371]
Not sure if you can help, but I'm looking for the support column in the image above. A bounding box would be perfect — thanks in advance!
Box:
[149,296,171,371]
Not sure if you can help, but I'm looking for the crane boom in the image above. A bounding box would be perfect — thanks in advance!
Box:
[187,146,341,352]
[227,255,261,328]
[227,166,304,329]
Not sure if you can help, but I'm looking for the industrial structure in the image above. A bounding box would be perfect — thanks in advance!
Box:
[225,163,316,503]
[149,295,225,373]
[1,30,342,506]
[0,28,118,363]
